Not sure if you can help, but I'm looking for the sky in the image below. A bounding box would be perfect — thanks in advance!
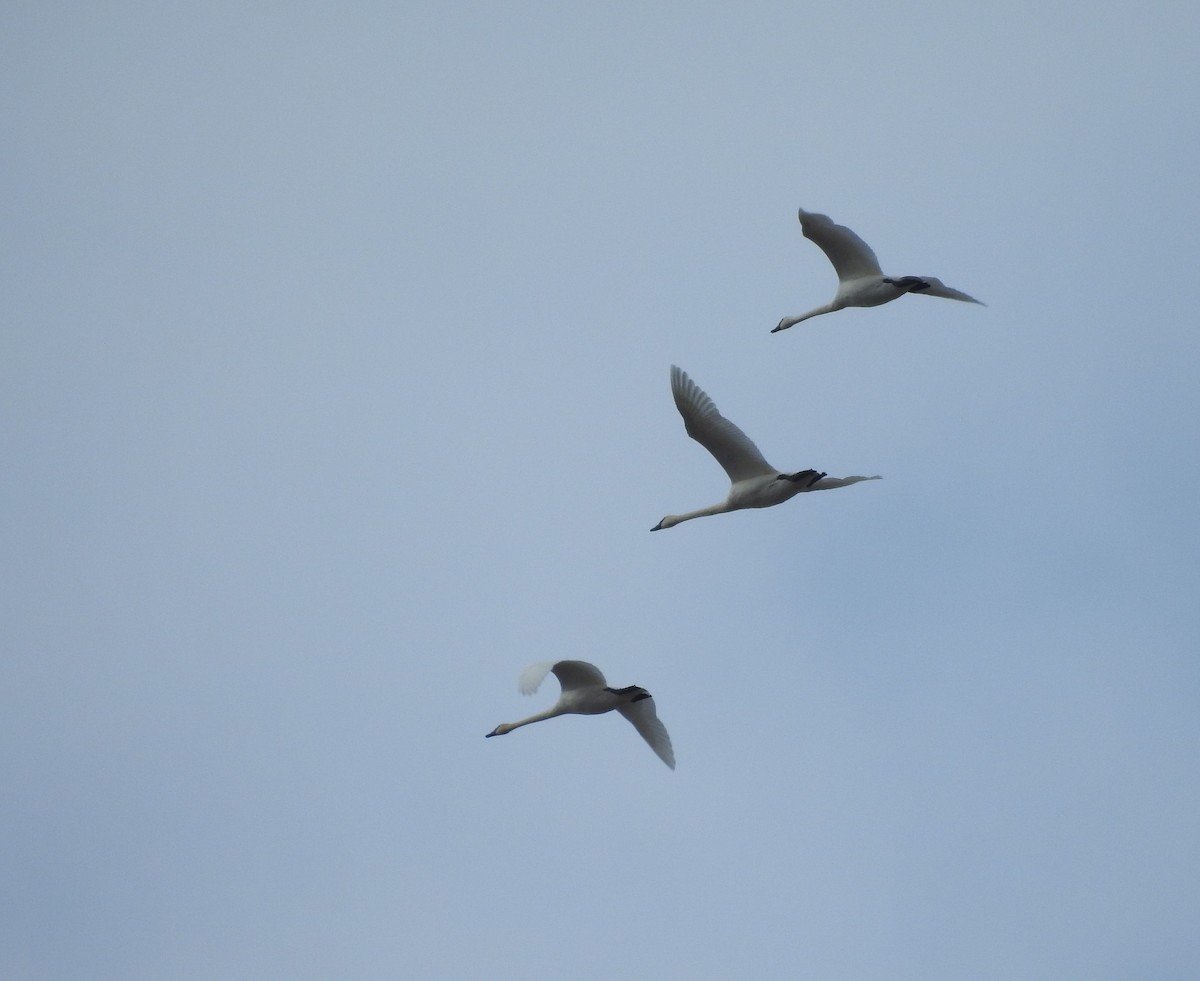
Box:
[3,2,1199,979]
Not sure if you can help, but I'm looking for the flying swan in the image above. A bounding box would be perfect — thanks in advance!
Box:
[652,365,880,530]
[486,659,675,769]
[773,207,983,332]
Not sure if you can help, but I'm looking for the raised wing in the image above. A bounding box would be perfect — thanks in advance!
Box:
[670,365,775,483]
[517,661,557,695]
[617,694,675,769]
[798,208,884,282]
[549,659,607,693]
[518,660,607,695]
[911,276,984,305]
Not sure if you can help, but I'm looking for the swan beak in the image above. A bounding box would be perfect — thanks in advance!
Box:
[650,521,664,531]
[485,728,499,738]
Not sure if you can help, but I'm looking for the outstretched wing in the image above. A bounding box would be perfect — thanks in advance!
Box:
[516,661,557,695]
[670,365,775,482]
[808,474,882,490]
[518,660,607,695]
[798,208,883,281]
[911,276,984,305]
[617,694,676,769]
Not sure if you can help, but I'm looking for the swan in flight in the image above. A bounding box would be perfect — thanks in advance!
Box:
[652,365,880,530]
[486,659,675,769]
[773,207,983,332]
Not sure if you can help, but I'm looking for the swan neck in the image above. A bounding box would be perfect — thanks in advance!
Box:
[661,502,731,528]
[775,303,837,332]
[499,705,565,733]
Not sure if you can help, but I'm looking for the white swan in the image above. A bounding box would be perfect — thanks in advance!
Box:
[486,659,675,769]
[652,365,880,530]
[773,207,983,332]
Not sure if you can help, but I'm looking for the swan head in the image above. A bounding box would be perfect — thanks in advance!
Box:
[485,723,512,738]
[651,515,679,531]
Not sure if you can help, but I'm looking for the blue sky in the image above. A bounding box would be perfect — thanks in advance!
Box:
[4,3,1199,979]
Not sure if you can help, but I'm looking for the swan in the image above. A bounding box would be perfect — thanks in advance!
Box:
[486,659,675,769]
[773,207,983,332]
[652,365,880,530]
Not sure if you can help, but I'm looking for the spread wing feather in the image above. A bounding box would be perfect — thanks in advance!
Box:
[617,696,676,769]
[798,208,883,281]
[670,365,775,483]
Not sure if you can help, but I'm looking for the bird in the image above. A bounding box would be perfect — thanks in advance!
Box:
[652,365,880,530]
[486,659,675,769]
[773,207,983,332]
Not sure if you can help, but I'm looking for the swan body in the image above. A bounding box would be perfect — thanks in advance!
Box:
[486,659,675,769]
[773,207,983,332]
[652,365,880,530]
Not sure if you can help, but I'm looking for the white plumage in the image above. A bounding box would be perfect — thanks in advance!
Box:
[487,659,675,770]
[652,365,880,530]
[773,207,983,332]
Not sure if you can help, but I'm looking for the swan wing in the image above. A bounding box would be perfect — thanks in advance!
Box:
[798,208,883,282]
[517,661,557,695]
[670,365,775,483]
[912,277,984,305]
[617,695,676,769]
[548,659,607,693]
[808,474,882,490]
[518,660,607,695]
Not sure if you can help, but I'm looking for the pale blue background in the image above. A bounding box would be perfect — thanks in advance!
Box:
[4,3,1198,979]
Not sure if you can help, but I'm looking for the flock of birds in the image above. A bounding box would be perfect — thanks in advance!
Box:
[487,206,984,769]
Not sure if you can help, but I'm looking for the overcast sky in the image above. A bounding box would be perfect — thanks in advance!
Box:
[4,3,1199,979]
